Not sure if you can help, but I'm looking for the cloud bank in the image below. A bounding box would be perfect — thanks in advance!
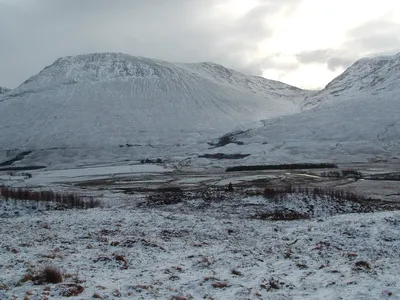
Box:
[0,0,399,89]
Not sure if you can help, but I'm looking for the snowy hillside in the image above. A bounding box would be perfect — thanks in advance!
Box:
[0,86,10,94]
[0,53,309,154]
[303,52,400,108]
[211,53,400,164]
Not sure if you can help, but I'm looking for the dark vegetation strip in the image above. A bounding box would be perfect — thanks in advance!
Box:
[141,183,399,221]
[0,166,46,171]
[366,173,400,181]
[252,185,397,220]
[321,169,363,179]
[200,153,251,160]
[226,163,338,172]
[262,185,377,203]
[0,151,32,167]
[322,170,400,181]
[0,186,100,209]
[144,184,394,209]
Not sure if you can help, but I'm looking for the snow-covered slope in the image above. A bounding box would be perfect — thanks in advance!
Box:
[213,53,400,164]
[0,53,309,153]
[303,53,400,108]
[0,86,10,94]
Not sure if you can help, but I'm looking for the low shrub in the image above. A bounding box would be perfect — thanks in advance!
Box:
[226,163,338,172]
[262,185,373,204]
[0,186,100,209]
[60,284,85,296]
[321,169,363,179]
[252,209,310,221]
[38,266,63,284]
[212,281,229,288]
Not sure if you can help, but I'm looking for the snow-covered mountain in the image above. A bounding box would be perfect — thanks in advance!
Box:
[0,86,10,94]
[213,53,400,164]
[2,52,398,168]
[303,52,400,108]
[0,53,309,154]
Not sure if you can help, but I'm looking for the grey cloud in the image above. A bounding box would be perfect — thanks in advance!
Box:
[296,49,353,71]
[346,20,400,54]
[236,57,299,78]
[296,49,332,64]
[2,1,400,90]
[326,57,355,71]
[0,0,302,88]
[295,19,400,73]
[348,20,400,37]
[353,35,400,50]
[335,20,400,68]
[233,5,274,41]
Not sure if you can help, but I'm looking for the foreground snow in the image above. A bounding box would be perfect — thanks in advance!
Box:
[1,195,399,299]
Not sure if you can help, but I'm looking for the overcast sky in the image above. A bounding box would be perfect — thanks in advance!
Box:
[1,0,400,89]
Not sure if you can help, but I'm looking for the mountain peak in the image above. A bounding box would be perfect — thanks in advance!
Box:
[51,52,169,70]
[326,52,400,89]
[8,52,305,99]
[40,52,174,83]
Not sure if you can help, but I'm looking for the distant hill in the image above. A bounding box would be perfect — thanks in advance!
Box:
[303,52,400,108]
[214,53,400,164]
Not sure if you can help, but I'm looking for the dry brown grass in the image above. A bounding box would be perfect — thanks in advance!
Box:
[0,186,100,209]
[41,266,63,284]
[212,281,229,288]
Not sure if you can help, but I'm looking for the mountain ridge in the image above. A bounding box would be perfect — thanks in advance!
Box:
[216,52,400,164]
[0,86,10,94]
[7,53,305,96]
[303,52,400,108]
[0,52,310,154]
[2,51,399,168]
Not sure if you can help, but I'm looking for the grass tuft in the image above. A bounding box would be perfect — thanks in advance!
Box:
[41,266,63,284]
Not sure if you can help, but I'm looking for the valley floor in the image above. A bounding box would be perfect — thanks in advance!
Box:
[1,164,400,299]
